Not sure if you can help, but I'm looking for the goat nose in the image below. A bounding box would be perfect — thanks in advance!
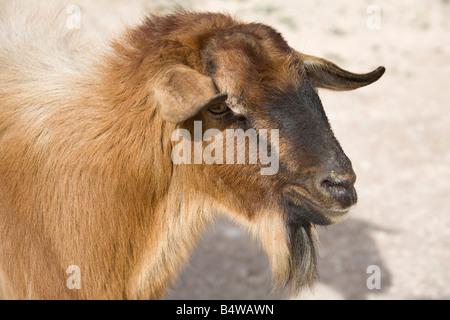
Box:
[317,170,357,208]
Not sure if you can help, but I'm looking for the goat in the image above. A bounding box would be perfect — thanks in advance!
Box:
[0,3,385,299]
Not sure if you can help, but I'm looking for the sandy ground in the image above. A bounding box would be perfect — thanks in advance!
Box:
[30,0,450,299]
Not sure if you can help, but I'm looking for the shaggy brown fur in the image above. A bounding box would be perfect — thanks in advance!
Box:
[0,3,384,299]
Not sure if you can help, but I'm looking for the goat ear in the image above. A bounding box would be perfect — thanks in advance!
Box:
[154,65,228,123]
[299,53,385,91]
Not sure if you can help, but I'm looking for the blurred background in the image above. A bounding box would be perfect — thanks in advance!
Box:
[72,0,449,299]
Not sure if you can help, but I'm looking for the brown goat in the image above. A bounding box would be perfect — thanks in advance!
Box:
[0,4,385,299]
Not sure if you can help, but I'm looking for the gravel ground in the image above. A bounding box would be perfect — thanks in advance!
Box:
[51,0,450,299]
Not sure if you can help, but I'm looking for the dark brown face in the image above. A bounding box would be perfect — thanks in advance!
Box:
[257,82,358,227]
[180,25,382,227]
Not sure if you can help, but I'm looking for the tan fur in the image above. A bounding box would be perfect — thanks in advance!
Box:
[0,4,265,300]
[0,3,193,299]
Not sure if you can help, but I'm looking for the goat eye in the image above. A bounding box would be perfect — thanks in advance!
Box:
[208,104,229,115]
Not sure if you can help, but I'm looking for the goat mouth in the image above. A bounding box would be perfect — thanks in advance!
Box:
[284,186,351,225]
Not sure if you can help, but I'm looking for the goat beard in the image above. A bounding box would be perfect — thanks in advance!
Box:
[285,222,319,294]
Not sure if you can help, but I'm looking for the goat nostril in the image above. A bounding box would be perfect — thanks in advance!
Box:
[321,179,347,192]
[319,177,357,208]
[317,172,357,208]
[320,176,354,193]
